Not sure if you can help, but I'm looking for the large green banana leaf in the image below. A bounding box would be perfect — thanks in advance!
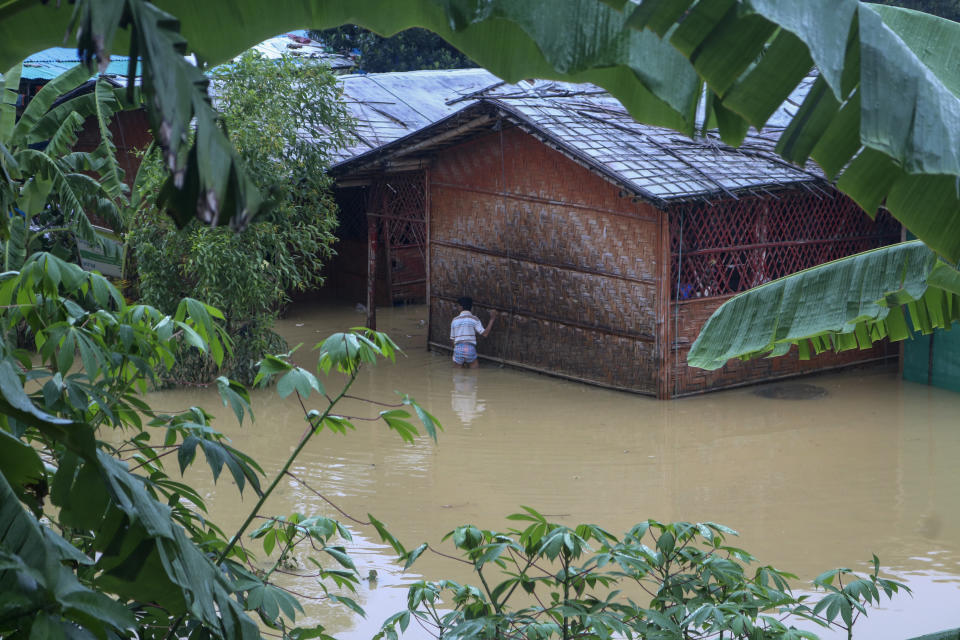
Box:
[1,0,957,263]
[0,0,698,231]
[0,63,127,262]
[605,0,960,263]
[687,241,960,371]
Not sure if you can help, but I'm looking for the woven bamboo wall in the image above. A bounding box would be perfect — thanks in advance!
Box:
[428,127,663,393]
[669,297,896,396]
[666,190,901,396]
[76,108,152,189]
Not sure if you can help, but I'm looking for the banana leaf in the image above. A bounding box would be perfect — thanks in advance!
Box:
[0,64,20,146]
[0,0,957,259]
[0,0,699,230]
[687,241,960,371]
[7,63,91,148]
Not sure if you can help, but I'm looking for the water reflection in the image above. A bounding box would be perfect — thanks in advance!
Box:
[154,302,960,640]
[450,369,485,425]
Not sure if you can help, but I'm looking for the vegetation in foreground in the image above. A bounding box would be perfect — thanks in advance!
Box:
[0,2,948,638]
[380,512,906,640]
[0,251,442,639]
[0,251,910,639]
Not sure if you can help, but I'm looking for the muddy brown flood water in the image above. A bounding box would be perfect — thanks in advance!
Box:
[157,303,960,639]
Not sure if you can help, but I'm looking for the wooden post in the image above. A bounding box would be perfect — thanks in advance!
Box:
[424,168,432,352]
[366,214,378,330]
[383,217,393,306]
[657,207,672,400]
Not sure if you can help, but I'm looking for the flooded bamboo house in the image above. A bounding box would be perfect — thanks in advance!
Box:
[328,73,900,398]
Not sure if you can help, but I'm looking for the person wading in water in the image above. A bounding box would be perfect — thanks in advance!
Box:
[450,296,496,368]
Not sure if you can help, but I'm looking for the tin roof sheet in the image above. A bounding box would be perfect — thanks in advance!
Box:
[331,71,822,203]
[21,47,140,81]
[331,68,503,162]
[249,33,355,69]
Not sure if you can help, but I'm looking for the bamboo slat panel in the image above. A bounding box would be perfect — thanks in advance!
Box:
[432,127,651,218]
[670,192,901,300]
[431,186,660,283]
[430,298,657,393]
[431,243,656,339]
[669,298,896,396]
[427,125,664,393]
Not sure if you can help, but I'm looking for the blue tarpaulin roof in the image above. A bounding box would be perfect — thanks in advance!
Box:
[21,47,140,81]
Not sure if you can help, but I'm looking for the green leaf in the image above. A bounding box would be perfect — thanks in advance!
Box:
[0,470,136,636]
[623,0,695,37]
[670,0,776,98]
[329,594,366,617]
[263,528,277,556]
[10,63,92,147]
[776,75,841,166]
[89,452,261,638]
[0,430,45,512]
[217,376,252,425]
[318,414,355,435]
[403,542,428,570]
[90,78,127,200]
[743,1,858,99]
[858,5,960,177]
[41,111,85,161]
[254,353,293,387]
[323,546,357,571]
[276,367,323,399]
[175,321,206,352]
[177,435,200,473]
[316,332,363,374]
[368,514,406,556]
[0,359,85,447]
[402,396,442,443]
[473,542,507,568]
[380,409,417,444]
[0,62,21,145]
[688,241,960,370]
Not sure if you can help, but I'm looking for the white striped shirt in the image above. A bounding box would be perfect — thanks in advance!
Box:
[450,311,484,344]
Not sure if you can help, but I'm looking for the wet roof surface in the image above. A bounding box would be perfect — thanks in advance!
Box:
[332,68,502,162]
[488,83,820,201]
[249,33,355,69]
[332,70,822,203]
[21,47,139,81]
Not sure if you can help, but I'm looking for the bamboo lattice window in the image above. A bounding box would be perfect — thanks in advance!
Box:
[381,173,426,252]
[669,190,901,300]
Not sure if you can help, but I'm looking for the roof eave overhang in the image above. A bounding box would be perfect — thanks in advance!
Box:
[328,102,499,179]
[329,97,830,209]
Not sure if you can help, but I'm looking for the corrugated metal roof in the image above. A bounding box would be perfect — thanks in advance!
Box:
[21,47,140,81]
[331,68,503,162]
[331,73,823,204]
[251,33,355,70]
[490,87,820,202]
[22,33,357,84]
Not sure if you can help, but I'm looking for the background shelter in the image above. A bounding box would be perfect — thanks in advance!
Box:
[20,48,151,191]
[331,77,903,397]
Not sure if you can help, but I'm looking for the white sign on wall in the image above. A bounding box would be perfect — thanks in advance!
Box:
[76,226,123,278]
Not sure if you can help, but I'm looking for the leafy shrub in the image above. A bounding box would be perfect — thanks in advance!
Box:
[0,252,439,639]
[377,508,909,640]
[127,51,352,384]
